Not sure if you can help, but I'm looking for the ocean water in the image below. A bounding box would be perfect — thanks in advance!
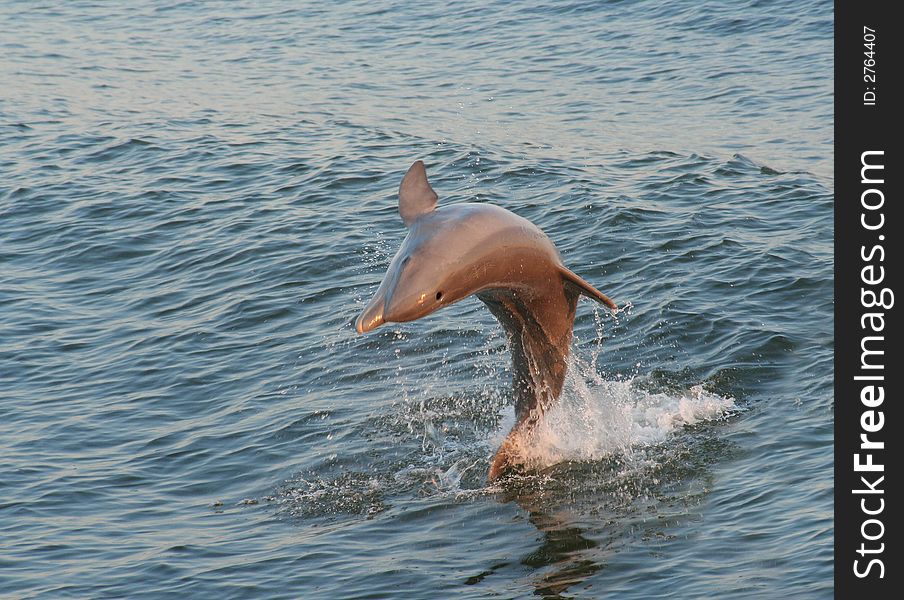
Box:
[1,1,833,598]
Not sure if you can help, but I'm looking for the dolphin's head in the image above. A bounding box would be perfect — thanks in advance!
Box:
[355,161,485,333]
[355,230,462,333]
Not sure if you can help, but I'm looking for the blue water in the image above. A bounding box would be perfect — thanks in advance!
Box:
[1,1,833,598]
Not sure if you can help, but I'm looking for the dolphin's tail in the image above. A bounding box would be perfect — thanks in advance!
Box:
[488,419,531,481]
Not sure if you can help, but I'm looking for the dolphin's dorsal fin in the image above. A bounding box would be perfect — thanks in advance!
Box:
[399,160,438,226]
[558,265,618,311]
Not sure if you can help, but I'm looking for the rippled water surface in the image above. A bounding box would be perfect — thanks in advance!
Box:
[2,1,833,598]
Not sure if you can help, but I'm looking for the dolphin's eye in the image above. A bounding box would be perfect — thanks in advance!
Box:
[435,291,443,301]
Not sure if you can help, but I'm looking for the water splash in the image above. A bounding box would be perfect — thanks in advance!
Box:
[493,358,736,472]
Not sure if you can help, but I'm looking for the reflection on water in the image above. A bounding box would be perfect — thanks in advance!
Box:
[514,491,605,598]
[465,422,737,597]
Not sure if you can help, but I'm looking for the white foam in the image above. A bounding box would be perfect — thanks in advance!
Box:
[491,361,736,470]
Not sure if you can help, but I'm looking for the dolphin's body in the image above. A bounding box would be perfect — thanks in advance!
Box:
[356,161,617,480]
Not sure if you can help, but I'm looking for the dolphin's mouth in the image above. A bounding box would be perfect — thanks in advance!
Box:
[355,252,414,334]
[355,285,432,333]
[355,295,385,333]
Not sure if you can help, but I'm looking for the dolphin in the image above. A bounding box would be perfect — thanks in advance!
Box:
[355,161,617,480]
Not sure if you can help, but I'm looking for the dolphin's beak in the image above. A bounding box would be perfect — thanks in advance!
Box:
[356,250,408,334]
[355,291,386,334]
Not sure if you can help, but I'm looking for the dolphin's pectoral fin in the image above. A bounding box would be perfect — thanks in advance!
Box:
[557,265,618,311]
[398,160,438,226]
